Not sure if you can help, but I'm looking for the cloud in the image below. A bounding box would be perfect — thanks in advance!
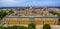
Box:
[0,0,32,7]
[0,0,60,7]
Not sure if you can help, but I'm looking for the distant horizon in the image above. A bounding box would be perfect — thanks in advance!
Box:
[0,6,60,8]
[0,6,60,9]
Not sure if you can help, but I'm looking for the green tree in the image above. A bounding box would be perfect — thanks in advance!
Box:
[6,10,14,15]
[28,23,36,29]
[0,10,7,20]
[0,10,14,25]
[43,24,51,29]
[0,10,14,20]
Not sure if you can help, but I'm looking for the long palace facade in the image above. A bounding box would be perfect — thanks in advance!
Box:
[4,16,58,25]
[1,7,60,25]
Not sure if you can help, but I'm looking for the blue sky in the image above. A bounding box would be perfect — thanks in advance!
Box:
[0,0,60,7]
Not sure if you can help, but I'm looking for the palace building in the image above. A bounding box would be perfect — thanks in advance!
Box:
[4,16,58,25]
[1,7,59,26]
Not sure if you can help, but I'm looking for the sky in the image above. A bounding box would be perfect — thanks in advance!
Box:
[0,0,60,7]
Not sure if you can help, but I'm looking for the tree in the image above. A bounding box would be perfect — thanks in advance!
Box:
[28,23,36,29]
[6,10,14,15]
[43,24,51,29]
[0,10,14,25]
[0,10,14,20]
[0,10,7,20]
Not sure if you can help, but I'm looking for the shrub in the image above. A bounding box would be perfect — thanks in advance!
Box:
[0,26,28,29]
[28,23,36,29]
[7,26,28,29]
[18,26,28,29]
[43,24,51,29]
[7,26,17,29]
[0,26,7,29]
[0,24,36,29]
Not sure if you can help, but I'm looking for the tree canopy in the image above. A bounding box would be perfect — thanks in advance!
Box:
[49,11,60,17]
[0,10,14,20]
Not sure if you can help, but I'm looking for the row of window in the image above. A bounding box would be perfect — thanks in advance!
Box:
[3,18,58,25]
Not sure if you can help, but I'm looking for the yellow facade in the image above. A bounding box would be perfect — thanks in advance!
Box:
[4,17,58,25]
